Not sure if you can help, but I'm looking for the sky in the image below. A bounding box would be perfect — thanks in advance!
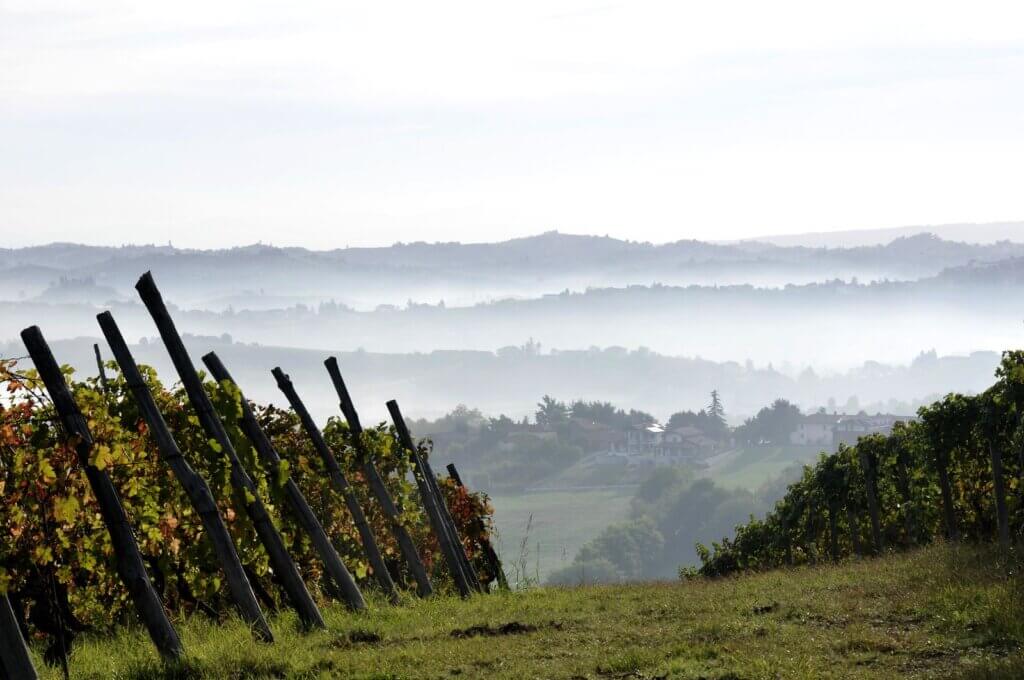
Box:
[3,1,1024,249]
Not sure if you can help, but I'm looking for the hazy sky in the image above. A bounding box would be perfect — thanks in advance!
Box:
[4,1,1024,248]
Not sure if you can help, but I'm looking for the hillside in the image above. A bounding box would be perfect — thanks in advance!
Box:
[748,221,1024,248]
[3,232,1022,311]
[35,543,1022,679]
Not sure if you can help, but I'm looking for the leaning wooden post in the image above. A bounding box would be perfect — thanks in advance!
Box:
[985,416,1010,551]
[420,450,484,592]
[271,367,399,603]
[20,325,184,660]
[134,272,325,630]
[202,352,366,611]
[323,358,433,598]
[446,463,508,591]
[97,312,274,640]
[1,594,38,680]
[859,448,885,553]
[386,399,473,598]
[93,342,108,390]
[400,431,483,593]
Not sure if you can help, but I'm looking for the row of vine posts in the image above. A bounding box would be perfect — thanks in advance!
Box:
[1,271,505,679]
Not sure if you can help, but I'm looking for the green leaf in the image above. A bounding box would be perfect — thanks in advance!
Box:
[53,495,80,523]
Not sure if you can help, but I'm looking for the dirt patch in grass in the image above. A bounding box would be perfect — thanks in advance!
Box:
[451,621,538,638]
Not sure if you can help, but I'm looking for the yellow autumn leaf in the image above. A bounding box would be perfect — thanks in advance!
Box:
[53,495,80,523]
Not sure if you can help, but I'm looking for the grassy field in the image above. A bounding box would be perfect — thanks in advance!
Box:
[704,445,825,490]
[30,542,1024,679]
[489,488,634,584]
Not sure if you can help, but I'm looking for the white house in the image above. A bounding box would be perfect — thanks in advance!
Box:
[790,412,841,447]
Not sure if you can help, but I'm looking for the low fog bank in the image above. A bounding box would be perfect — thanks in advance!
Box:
[2,265,1020,370]
[1,335,1002,426]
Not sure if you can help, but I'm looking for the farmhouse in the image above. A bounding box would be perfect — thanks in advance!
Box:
[790,412,842,446]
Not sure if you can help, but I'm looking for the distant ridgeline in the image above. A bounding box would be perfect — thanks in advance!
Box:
[693,350,1024,577]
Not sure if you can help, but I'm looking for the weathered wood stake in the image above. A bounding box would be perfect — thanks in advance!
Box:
[987,424,1010,550]
[323,358,433,598]
[202,352,366,611]
[271,367,399,603]
[386,399,473,598]
[93,343,108,390]
[97,312,274,641]
[421,451,483,592]
[21,325,184,660]
[134,272,325,630]
[1,593,38,680]
[447,463,508,591]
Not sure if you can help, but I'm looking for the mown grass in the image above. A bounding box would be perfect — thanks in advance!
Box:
[32,542,1024,679]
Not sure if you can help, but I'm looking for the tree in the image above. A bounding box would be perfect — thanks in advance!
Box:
[570,400,626,428]
[735,399,801,446]
[706,390,728,440]
[535,395,569,428]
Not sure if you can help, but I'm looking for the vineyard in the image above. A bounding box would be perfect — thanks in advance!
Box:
[0,273,502,679]
[695,351,1024,576]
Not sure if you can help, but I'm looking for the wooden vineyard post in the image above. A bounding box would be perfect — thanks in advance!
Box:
[386,399,473,598]
[985,418,1010,550]
[893,443,917,545]
[859,449,885,553]
[93,342,108,389]
[134,273,325,630]
[1,594,38,680]
[202,352,366,611]
[20,325,184,661]
[418,447,483,592]
[271,367,400,603]
[322,358,433,598]
[447,463,508,591]
[97,312,275,641]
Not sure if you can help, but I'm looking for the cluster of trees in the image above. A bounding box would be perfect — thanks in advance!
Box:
[535,396,656,430]
[0,359,495,655]
[733,398,803,446]
[695,351,1024,577]
[665,390,729,440]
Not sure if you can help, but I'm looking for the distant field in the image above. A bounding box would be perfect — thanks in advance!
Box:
[704,445,826,490]
[485,447,826,582]
[489,488,634,584]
